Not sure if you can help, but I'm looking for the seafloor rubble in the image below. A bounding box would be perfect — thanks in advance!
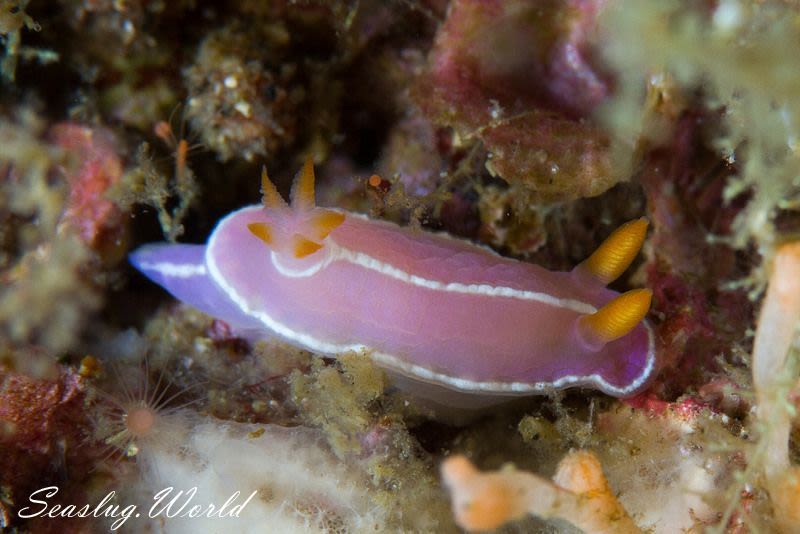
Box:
[1,0,800,532]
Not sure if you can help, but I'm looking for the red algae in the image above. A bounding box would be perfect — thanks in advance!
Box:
[415,0,617,202]
[0,367,94,530]
[640,114,754,398]
[51,123,128,264]
[0,367,87,462]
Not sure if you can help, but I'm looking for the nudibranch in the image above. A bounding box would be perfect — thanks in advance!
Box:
[131,160,656,400]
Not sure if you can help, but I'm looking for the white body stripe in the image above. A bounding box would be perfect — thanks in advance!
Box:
[371,322,656,394]
[271,242,597,314]
[136,261,207,278]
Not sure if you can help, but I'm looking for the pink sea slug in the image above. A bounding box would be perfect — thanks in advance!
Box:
[130,161,655,403]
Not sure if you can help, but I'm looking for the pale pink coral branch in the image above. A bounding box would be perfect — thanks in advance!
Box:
[753,242,800,472]
[441,450,641,533]
[752,242,800,532]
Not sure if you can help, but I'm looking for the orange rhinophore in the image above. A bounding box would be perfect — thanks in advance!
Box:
[291,157,317,212]
[260,167,288,210]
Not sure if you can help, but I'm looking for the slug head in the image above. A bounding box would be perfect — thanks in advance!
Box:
[247,159,345,259]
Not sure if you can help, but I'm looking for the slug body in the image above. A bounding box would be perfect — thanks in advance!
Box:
[131,162,655,399]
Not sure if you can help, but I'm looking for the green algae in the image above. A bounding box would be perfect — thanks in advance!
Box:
[601,0,800,262]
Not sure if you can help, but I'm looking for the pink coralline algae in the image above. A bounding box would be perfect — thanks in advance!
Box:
[51,123,128,264]
[415,0,617,202]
